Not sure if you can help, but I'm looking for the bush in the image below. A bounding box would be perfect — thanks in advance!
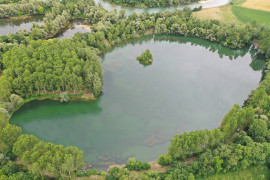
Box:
[158,153,172,165]
[60,92,70,102]
[126,158,151,171]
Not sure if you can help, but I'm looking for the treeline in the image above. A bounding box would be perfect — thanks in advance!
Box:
[105,134,270,179]
[0,4,264,52]
[105,0,199,8]
[0,38,103,101]
[258,29,270,59]
[0,0,50,18]
[87,9,257,49]
[0,111,85,179]
[0,0,91,18]
[166,134,270,179]
[0,0,19,4]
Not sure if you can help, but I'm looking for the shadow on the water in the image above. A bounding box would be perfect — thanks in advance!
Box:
[11,98,103,123]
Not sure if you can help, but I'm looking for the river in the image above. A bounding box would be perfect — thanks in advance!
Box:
[0,0,229,36]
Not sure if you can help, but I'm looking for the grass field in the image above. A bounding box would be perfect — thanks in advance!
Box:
[232,6,270,27]
[242,0,270,12]
[194,0,270,27]
[193,3,240,24]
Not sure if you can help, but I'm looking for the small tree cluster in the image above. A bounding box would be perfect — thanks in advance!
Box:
[136,49,153,64]
[126,158,151,171]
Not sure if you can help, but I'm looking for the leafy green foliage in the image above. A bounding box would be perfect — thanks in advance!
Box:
[60,92,70,102]
[136,49,153,64]
[167,129,223,161]
[259,30,270,59]
[158,153,173,166]
[220,105,255,139]
[166,140,270,178]
[0,1,270,179]
[106,0,199,8]
[13,134,84,178]
[106,167,129,180]
[126,158,151,171]
[248,119,270,142]
[0,0,52,18]
[0,124,22,147]
[0,38,103,99]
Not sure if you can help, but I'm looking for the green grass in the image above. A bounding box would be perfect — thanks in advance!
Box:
[232,6,270,27]
[198,166,270,180]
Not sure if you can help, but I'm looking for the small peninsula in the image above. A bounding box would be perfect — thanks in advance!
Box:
[136,49,153,64]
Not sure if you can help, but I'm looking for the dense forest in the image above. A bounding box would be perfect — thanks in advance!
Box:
[0,0,50,18]
[0,39,103,99]
[0,0,18,4]
[105,0,199,8]
[0,0,270,179]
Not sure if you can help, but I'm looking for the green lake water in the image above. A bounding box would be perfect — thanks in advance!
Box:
[10,36,265,169]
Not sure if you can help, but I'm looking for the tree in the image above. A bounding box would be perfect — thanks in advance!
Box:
[248,119,270,142]
[60,92,70,102]
[0,77,12,100]
[10,94,23,107]
[136,49,153,64]
[13,135,39,157]
[0,124,22,147]
[92,74,102,96]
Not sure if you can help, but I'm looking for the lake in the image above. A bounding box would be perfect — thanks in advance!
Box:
[10,36,265,169]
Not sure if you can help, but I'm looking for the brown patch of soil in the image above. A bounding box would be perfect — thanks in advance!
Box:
[181,156,198,165]
[145,28,154,35]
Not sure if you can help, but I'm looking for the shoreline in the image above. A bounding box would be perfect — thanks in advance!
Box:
[103,0,201,9]
[9,92,96,117]
[45,17,88,39]
[0,14,43,20]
